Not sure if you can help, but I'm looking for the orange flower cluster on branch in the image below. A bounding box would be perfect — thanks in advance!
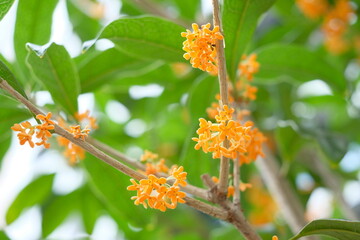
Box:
[296,0,329,19]
[181,23,223,75]
[297,0,355,55]
[57,110,96,165]
[193,105,265,163]
[127,166,187,212]
[11,112,55,149]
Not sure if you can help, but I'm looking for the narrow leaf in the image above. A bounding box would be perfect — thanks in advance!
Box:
[223,0,275,81]
[255,44,346,92]
[0,0,14,21]
[100,16,185,62]
[78,48,150,92]
[27,43,80,115]
[14,0,58,81]
[6,174,55,224]
[0,60,27,98]
[42,190,81,237]
[291,219,360,240]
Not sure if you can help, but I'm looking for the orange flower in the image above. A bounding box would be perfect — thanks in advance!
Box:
[11,113,56,149]
[75,110,98,129]
[243,85,258,101]
[56,114,93,165]
[140,150,159,162]
[272,236,279,240]
[239,54,260,81]
[169,166,187,187]
[127,172,187,212]
[296,0,329,19]
[181,23,223,75]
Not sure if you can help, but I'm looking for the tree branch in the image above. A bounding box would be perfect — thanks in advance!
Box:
[212,0,230,198]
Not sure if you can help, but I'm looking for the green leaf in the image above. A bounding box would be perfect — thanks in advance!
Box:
[78,48,150,92]
[275,123,305,161]
[14,0,58,81]
[82,155,147,238]
[42,190,81,237]
[67,0,102,41]
[6,174,55,225]
[172,0,199,20]
[223,0,275,81]
[180,75,219,186]
[0,231,10,240]
[0,96,32,165]
[255,44,346,92]
[27,43,80,115]
[81,188,104,234]
[290,219,360,240]
[0,0,14,21]
[0,60,27,98]
[99,16,185,62]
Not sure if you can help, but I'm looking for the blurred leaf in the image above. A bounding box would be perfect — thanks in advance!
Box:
[42,190,81,237]
[223,0,275,81]
[78,48,150,92]
[27,43,80,115]
[210,225,246,240]
[0,0,14,21]
[290,219,360,240]
[275,124,305,161]
[100,16,185,62]
[81,187,104,234]
[6,174,55,225]
[255,44,346,92]
[180,75,219,186]
[0,60,27,98]
[82,155,147,238]
[0,231,9,240]
[0,96,31,165]
[172,0,199,20]
[120,0,144,16]
[67,0,102,41]
[14,0,58,82]
[315,131,348,162]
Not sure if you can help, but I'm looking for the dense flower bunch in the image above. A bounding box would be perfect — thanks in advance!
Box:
[296,0,355,54]
[11,112,55,148]
[127,166,187,212]
[296,0,329,19]
[193,105,258,161]
[237,54,260,101]
[57,111,96,164]
[140,150,170,175]
[181,23,223,75]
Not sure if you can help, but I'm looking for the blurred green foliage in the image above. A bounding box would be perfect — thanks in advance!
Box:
[0,0,360,239]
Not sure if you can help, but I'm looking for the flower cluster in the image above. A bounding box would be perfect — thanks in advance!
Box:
[127,166,187,212]
[181,23,223,75]
[237,54,260,101]
[297,0,355,55]
[193,105,253,160]
[11,112,55,149]
[57,110,96,165]
[296,0,329,19]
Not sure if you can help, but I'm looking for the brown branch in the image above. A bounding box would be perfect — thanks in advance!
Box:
[0,79,228,222]
[256,145,307,233]
[87,137,209,200]
[233,155,240,207]
[212,0,230,198]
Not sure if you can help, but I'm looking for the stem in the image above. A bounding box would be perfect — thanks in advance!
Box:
[233,155,240,207]
[212,0,230,197]
[87,137,209,200]
[0,79,226,220]
[256,145,307,233]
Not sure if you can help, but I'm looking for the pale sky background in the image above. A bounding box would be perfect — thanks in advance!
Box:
[0,0,359,239]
